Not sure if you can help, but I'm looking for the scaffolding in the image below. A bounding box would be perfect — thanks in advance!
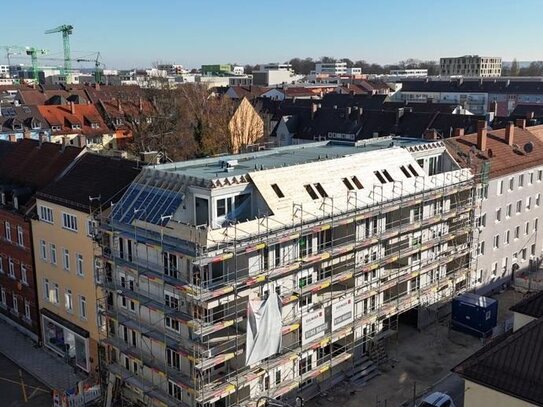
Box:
[96,154,479,407]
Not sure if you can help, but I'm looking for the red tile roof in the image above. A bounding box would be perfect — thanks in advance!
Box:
[37,104,108,137]
[444,124,543,179]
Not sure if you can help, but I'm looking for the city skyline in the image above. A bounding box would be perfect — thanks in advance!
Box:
[2,0,542,69]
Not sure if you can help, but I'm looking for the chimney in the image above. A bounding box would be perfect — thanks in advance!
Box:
[505,122,515,146]
[139,97,143,112]
[424,129,438,140]
[516,118,526,130]
[476,120,487,151]
[117,98,122,113]
[526,111,535,120]
[453,128,465,137]
[8,134,17,142]
[95,82,100,91]
[23,129,31,139]
[70,101,76,115]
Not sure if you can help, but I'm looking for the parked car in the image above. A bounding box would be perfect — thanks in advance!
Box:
[418,392,456,407]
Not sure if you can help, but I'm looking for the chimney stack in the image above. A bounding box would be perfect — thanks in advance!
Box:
[117,98,122,113]
[139,97,143,112]
[453,128,465,137]
[70,101,76,115]
[505,122,515,146]
[516,118,526,130]
[476,120,487,151]
[95,82,100,91]
[424,129,438,140]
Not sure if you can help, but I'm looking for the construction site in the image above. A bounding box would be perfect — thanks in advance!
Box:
[95,136,482,407]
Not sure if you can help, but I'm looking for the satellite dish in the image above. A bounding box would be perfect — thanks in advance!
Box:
[487,148,494,158]
[524,141,534,154]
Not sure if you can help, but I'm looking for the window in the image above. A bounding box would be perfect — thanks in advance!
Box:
[504,230,510,245]
[8,258,15,278]
[497,180,504,195]
[491,262,498,276]
[168,381,182,401]
[76,254,84,276]
[39,206,54,223]
[4,222,11,241]
[304,184,319,200]
[61,213,78,232]
[529,172,534,185]
[44,279,49,300]
[342,178,354,190]
[351,176,364,189]
[476,213,487,228]
[300,294,312,309]
[516,200,522,214]
[0,288,5,306]
[40,240,47,261]
[17,226,23,246]
[525,221,530,235]
[24,300,30,320]
[12,295,18,314]
[519,174,524,187]
[522,248,527,261]
[49,283,59,304]
[165,291,180,310]
[21,265,27,285]
[506,204,512,218]
[165,316,180,333]
[509,177,514,191]
[79,296,87,319]
[495,208,501,222]
[50,244,57,265]
[271,184,285,198]
[313,183,328,198]
[538,170,543,182]
[537,194,541,207]
[166,348,181,371]
[299,235,312,257]
[477,241,485,256]
[374,171,387,184]
[86,219,97,237]
[526,197,532,211]
[0,258,3,273]
[493,235,500,249]
[63,249,70,271]
[535,218,539,232]
[65,289,73,312]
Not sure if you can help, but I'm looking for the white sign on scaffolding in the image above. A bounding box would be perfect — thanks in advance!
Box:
[302,308,327,345]
[331,295,354,331]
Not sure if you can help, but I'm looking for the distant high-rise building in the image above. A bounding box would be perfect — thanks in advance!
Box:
[440,55,502,77]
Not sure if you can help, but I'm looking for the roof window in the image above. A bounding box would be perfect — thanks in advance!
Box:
[271,184,284,198]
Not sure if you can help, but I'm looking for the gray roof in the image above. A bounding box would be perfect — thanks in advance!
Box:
[152,138,432,181]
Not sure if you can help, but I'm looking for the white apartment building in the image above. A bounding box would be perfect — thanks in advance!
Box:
[315,62,348,75]
[445,121,543,294]
[440,56,502,77]
[99,137,475,407]
[389,69,428,77]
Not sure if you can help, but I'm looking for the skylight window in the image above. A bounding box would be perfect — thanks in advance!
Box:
[271,184,284,198]
[342,178,354,190]
[351,176,364,189]
[374,171,386,184]
[408,164,419,177]
[383,170,394,183]
[400,166,412,178]
[313,183,328,198]
[304,184,319,200]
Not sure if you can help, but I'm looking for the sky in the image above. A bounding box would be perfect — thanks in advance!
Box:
[2,0,542,70]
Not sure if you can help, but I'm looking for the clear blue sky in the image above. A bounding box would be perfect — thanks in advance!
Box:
[2,0,542,69]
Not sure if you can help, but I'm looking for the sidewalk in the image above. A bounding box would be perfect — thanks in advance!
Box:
[0,317,84,391]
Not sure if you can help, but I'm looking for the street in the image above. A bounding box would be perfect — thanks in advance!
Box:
[0,352,51,407]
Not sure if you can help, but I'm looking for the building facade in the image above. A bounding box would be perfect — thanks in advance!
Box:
[98,138,475,407]
[315,62,348,75]
[440,56,502,77]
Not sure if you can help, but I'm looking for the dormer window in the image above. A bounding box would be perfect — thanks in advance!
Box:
[91,123,100,129]
[114,118,123,126]
[31,120,41,130]
[71,124,81,130]
[51,125,61,132]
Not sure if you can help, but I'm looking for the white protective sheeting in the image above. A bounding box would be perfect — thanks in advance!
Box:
[245,291,283,365]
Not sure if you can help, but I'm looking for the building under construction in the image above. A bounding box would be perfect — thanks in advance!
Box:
[97,137,479,407]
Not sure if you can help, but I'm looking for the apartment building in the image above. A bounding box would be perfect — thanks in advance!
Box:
[32,153,140,374]
[98,137,475,407]
[0,139,83,341]
[440,55,502,77]
[445,121,543,294]
[315,62,348,75]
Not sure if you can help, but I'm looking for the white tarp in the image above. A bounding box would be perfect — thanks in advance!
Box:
[302,308,327,345]
[245,291,283,365]
[332,295,354,331]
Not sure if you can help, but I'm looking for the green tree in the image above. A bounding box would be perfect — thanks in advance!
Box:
[510,59,520,76]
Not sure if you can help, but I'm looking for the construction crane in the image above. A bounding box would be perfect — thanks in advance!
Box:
[45,24,73,82]
[76,52,105,84]
[25,47,48,81]
[0,45,47,81]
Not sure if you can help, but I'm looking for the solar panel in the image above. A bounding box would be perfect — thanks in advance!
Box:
[111,182,183,225]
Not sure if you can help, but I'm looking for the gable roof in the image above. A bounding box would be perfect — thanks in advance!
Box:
[37,104,108,137]
[0,139,83,189]
[0,105,50,133]
[444,125,543,178]
[37,153,142,212]
[453,317,543,406]
[510,291,543,319]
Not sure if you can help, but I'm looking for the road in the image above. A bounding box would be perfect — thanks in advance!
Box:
[417,373,465,407]
[0,352,51,407]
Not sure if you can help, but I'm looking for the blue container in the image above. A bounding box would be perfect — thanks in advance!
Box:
[451,293,498,338]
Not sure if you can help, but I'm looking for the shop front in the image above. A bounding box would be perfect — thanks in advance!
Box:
[41,308,91,372]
